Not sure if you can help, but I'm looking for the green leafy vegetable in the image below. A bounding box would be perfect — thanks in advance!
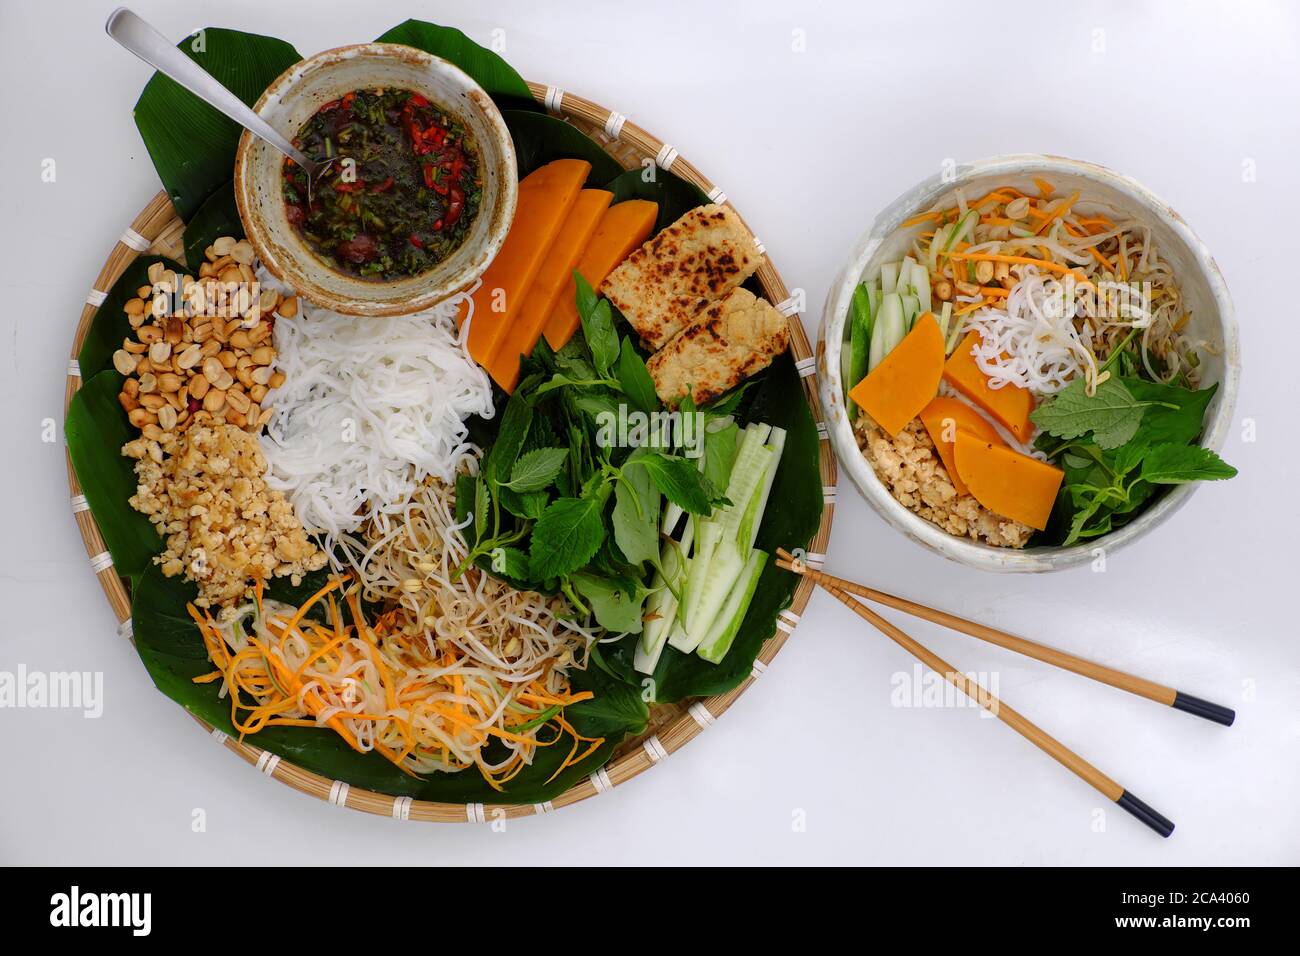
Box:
[611,451,661,568]
[502,448,568,492]
[616,337,660,414]
[571,571,646,634]
[182,181,242,268]
[638,453,724,516]
[1139,444,1237,484]
[575,274,619,374]
[529,489,612,581]
[64,372,163,581]
[133,28,302,220]
[501,111,623,183]
[374,19,535,104]
[78,256,187,379]
[1030,377,1151,449]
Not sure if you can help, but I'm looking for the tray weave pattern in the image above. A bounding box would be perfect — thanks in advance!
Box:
[63,81,837,821]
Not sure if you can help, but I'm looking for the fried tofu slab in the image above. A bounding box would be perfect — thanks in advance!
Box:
[600,204,759,350]
[647,287,790,406]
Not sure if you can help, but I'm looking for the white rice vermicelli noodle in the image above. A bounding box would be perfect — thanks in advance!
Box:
[259,288,494,550]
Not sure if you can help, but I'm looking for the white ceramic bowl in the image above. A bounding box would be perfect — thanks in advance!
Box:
[818,155,1239,572]
[234,43,517,317]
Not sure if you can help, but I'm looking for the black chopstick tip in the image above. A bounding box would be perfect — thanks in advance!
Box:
[1117,790,1175,838]
[1172,691,1236,727]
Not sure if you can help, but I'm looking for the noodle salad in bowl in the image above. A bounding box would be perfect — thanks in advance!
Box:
[821,156,1239,572]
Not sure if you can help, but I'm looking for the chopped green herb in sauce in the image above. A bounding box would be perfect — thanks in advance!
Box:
[283,88,483,280]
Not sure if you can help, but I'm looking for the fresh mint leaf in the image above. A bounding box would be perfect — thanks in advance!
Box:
[639,453,724,516]
[1139,444,1237,484]
[1030,378,1146,449]
[528,488,611,581]
[615,337,658,414]
[503,447,568,492]
[612,451,661,568]
[571,571,646,634]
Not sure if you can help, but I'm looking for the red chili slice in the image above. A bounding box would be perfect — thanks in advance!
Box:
[408,233,424,249]
[422,164,437,189]
[333,180,366,193]
[445,185,465,227]
[407,93,429,108]
[371,176,395,193]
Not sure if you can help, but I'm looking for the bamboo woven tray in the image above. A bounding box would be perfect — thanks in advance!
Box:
[64,80,837,821]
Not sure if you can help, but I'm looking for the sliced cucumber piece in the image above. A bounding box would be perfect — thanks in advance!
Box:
[738,427,785,553]
[696,549,769,664]
[677,539,745,652]
[879,261,899,294]
[910,261,932,314]
[868,292,904,371]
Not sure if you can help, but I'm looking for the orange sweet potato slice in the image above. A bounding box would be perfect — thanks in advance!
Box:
[919,397,1005,497]
[462,159,591,376]
[543,199,658,350]
[495,188,613,391]
[952,431,1064,531]
[847,312,945,437]
[942,332,1035,443]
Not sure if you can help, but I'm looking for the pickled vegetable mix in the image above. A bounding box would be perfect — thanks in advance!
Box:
[283,89,483,279]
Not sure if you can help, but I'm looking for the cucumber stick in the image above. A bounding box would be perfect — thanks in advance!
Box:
[901,293,919,330]
[635,524,694,674]
[910,262,932,314]
[880,261,899,294]
[738,426,785,553]
[676,425,774,647]
[869,293,905,370]
[673,540,745,653]
[696,549,769,664]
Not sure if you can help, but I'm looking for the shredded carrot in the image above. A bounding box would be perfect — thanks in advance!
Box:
[902,210,943,227]
[1035,190,1080,235]
[947,251,1081,280]
[1033,177,1055,198]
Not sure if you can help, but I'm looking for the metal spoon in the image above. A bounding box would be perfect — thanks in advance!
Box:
[105,6,328,180]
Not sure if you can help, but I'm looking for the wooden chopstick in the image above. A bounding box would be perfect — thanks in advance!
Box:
[774,550,1234,727]
[808,575,1176,837]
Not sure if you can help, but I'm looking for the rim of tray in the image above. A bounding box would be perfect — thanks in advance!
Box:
[62,80,837,822]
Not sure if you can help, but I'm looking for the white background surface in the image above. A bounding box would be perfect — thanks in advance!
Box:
[2,0,1296,866]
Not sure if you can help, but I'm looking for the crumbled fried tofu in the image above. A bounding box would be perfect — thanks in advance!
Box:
[124,423,326,608]
[855,414,1032,549]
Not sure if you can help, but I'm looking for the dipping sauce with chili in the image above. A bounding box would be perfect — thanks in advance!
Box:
[282,89,483,280]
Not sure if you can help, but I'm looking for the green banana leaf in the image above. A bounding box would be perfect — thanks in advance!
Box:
[503,110,623,184]
[78,255,187,380]
[65,372,163,582]
[131,563,646,803]
[134,28,302,221]
[602,167,712,233]
[597,352,823,701]
[182,181,243,269]
[374,19,536,107]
